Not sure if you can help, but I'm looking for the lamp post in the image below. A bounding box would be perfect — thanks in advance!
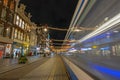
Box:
[43,24,48,57]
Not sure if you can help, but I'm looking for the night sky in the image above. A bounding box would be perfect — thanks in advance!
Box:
[20,0,78,46]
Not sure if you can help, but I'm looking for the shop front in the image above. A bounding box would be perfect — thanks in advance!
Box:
[12,40,30,58]
[12,42,23,58]
[0,43,12,58]
[0,36,13,58]
[29,46,37,56]
[0,43,5,59]
[23,42,30,56]
[4,44,12,58]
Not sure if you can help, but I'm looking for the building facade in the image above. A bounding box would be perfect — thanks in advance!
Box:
[0,0,17,58]
[0,0,37,59]
[29,23,37,56]
[12,3,37,58]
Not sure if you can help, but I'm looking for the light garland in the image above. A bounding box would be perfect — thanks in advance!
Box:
[48,27,68,31]
[36,26,96,31]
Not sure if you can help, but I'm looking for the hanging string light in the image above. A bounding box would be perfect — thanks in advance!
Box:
[36,26,96,31]
[48,27,68,31]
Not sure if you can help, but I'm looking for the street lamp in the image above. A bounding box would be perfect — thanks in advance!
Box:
[74,29,82,32]
[43,24,48,32]
[44,28,47,32]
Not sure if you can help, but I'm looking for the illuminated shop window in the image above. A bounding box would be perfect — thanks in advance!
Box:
[3,0,8,6]
[16,15,19,25]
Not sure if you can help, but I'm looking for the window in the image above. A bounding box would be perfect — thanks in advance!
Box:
[16,15,19,25]
[19,19,22,27]
[10,1,14,10]
[22,21,25,29]
[1,8,6,19]
[6,27,11,37]
[21,33,23,40]
[8,13,13,23]
[25,23,27,30]
[27,25,29,30]
[0,23,4,36]
[27,35,29,42]
[18,31,20,39]
[0,0,2,5]
[11,27,14,39]
[14,29,17,38]
[24,34,26,41]
[3,0,8,6]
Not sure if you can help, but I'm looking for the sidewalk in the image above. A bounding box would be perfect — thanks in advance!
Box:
[20,55,69,80]
[0,55,41,74]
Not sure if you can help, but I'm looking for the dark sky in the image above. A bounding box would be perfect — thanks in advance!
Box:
[20,0,78,46]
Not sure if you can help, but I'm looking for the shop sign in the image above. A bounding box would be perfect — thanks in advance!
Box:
[5,44,11,54]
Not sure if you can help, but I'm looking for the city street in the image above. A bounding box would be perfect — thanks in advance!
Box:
[0,55,70,80]
[0,0,120,80]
